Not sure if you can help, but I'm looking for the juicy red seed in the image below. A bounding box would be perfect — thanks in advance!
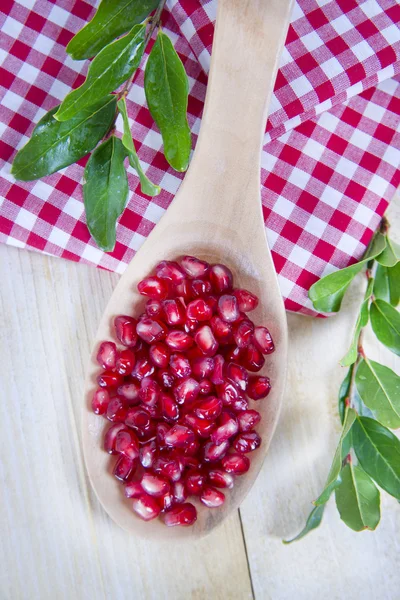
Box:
[211,354,225,385]
[145,299,163,318]
[139,440,157,468]
[91,389,110,415]
[231,396,249,412]
[160,392,179,421]
[199,379,213,395]
[185,470,206,495]
[139,377,160,406]
[185,413,215,438]
[115,430,140,460]
[173,481,187,504]
[183,439,200,458]
[203,439,229,462]
[194,396,223,420]
[218,294,240,323]
[247,376,271,400]
[141,473,170,497]
[174,378,200,405]
[117,381,140,403]
[210,316,233,344]
[208,469,234,489]
[211,411,238,445]
[106,397,128,422]
[136,317,166,344]
[233,289,259,312]
[184,318,198,333]
[226,363,248,391]
[157,369,175,388]
[162,298,186,325]
[158,492,174,511]
[97,370,124,389]
[169,353,191,379]
[132,357,155,380]
[201,486,225,508]
[124,481,143,498]
[164,424,195,448]
[223,345,242,362]
[113,455,136,481]
[238,410,261,431]
[180,256,209,279]
[149,342,170,369]
[145,403,161,419]
[209,264,233,293]
[157,423,170,447]
[115,349,136,375]
[217,380,241,405]
[96,341,117,369]
[114,316,138,347]
[104,423,127,454]
[241,344,265,372]
[165,330,194,351]
[195,325,218,356]
[221,453,250,474]
[125,407,151,431]
[163,503,197,527]
[233,431,262,453]
[233,319,254,348]
[186,298,213,322]
[191,279,212,297]
[156,260,185,284]
[154,456,182,482]
[137,276,169,300]
[132,494,161,521]
[174,279,193,301]
[253,326,275,354]
[192,356,215,379]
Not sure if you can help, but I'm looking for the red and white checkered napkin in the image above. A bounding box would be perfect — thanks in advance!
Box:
[1,1,399,315]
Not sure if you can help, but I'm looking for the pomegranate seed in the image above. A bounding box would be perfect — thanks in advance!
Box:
[149,342,170,369]
[115,349,136,375]
[162,298,186,325]
[207,295,218,313]
[156,260,185,284]
[145,298,163,318]
[185,413,215,438]
[124,481,143,498]
[226,363,248,391]
[253,326,275,354]
[117,381,140,404]
[125,407,151,432]
[145,403,161,419]
[137,276,168,300]
[92,388,110,415]
[180,256,209,279]
[114,316,138,347]
[174,279,193,301]
[165,330,194,351]
[201,486,225,508]
[221,453,250,474]
[154,456,182,482]
[184,318,198,333]
[192,356,215,380]
[141,473,170,497]
[158,491,174,511]
[210,316,233,344]
[208,469,234,489]
[181,455,200,471]
[97,370,123,389]
[195,325,218,356]
[199,379,213,395]
[183,439,201,457]
[174,377,200,405]
[211,354,225,385]
[233,319,254,348]
[203,439,229,462]
[157,369,175,389]
[247,376,271,399]
[157,422,170,447]
[211,411,238,445]
[209,263,233,293]
[163,503,197,527]
[113,455,136,481]
[218,294,240,323]
[106,397,128,422]
[96,341,117,369]
[139,440,157,468]
[241,344,265,372]
[139,377,160,406]
[132,494,161,521]
[185,470,206,495]
[231,396,249,412]
[136,317,166,344]
[186,298,213,322]
[160,392,179,421]
[217,380,241,405]
[164,424,195,448]
[115,429,140,460]
[173,481,187,504]
[238,410,261,431]
[233,289,259,312]
[104,423,127,454]
[194,396,223,420]
[191,279,212,297]
[224,345,242,363]
[233,431,261,453]
[169,353,191,379]
[132,357,154,381]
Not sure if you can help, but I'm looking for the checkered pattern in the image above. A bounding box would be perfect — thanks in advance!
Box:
[0,1,399,316]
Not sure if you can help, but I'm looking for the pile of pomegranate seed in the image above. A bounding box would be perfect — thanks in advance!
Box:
[92,257,274,527]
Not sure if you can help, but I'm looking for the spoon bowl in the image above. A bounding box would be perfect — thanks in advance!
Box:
[83,0,293,538]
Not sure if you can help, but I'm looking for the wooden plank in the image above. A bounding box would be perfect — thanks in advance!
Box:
[0,247,253,600]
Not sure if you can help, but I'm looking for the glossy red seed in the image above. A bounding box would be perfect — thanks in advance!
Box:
[154,456,182,482]
[158,492,174,511]
[139,440,157,468]
[192,356,215,380]
[226,362,248,391]
[174,279,193,301]
[209,264,233,293]
[156,260,185,284]
[211,411,238,445]
[132,494,161,521]
[210,316,233,345]
[194,396,223,420]
[221,453,250,474]
[163,503,197,526]
[136,317,166,344]
[203,439,230,462]
[137,276,169,300]
[253,326,275,354]
[247,376,271,400]
[91,388,110,415]
[117,381,140,404]
[115,349,136,375]
[106,397,128,422]
[184,413,215,438]
[157,369,175,389]
[186,298,213,322]
[210,354,225,385]
[184,318,198,333]
[162,298,186,326]
[139,377,160,406]
[201,486,225,508]
[145,298,163,318]
[169,353,191,379]
[160,392,179,421]
[195,325,218,356]
[233,289,259,312]
[114,316,138,347]
[208,469,234,489]
[125,407,151,431]
[217,380,241,405]
[165,330,194,351]
[231,395,249,412]
[185,470,206,495]
[115,429,140,460]
[156,422,170,447]
[180,256,209,279]
[97,370,124,389]
[104,423,127,454]
[132,357,154,381]
[191,279,212,297]
[223,345,242,363]
[164,424,195,448]
[233,431,261,453]
[124,481,143,498]
[113,455,135,481]
[149,342,170,369]
[96,341,117,369]
[237,409,261,431]
[217,294,240,323]
[145,403,161,419]
[199,379,213,396]
[173,481,187,504]
[233,319,254,348]
[183,439,201,458]
[174,377,200,405]
[241,344,265,372]
[141,473,170,497]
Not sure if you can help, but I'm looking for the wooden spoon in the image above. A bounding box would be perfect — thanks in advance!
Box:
[83,0,293,539]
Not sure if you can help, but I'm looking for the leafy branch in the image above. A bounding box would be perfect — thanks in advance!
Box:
[11,0,191,252]
[285,216,400,542]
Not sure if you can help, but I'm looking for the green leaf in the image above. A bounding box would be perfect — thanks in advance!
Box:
[370,299,400,357]
[117,97,160,197]
[352,416,400,499]
[338,367,352,424]
[67,0,158,60]
[11,96,117,181]
[340,277,373,366]
[144,30,191,172]
[335,463,380,532]
[283,505,325,544]
[374,263,400,307]
[376,236,400,267]
[56,24,146,122]
[314,408,356,505]
[83,136,128,252]
[309,233,386,313]
[356,357,400,429]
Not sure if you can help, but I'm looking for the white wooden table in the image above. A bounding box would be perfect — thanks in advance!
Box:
[1,202,399,600]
